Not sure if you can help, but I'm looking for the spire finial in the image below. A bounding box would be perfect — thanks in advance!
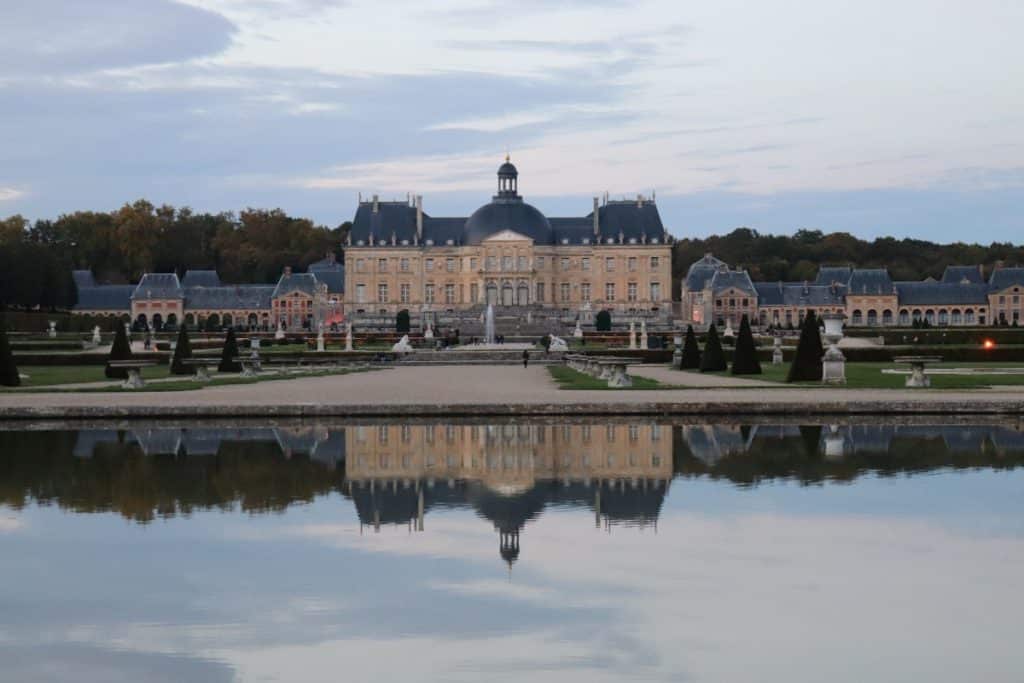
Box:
[505,150,510,162]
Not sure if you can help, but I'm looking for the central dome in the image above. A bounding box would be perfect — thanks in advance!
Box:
[464,199,552,245]
[464,158,553,245]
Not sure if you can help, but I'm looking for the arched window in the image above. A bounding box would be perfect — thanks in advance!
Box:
[517,283,529,306]
[899,310,910,326]
[882,310,893,326]
[851,309,863,326]
[249,313,259,329]
[866,309,878,326]
[165,313,177,328]
[185,313,195,328]
[938,309,948,325]
[912,309,922,323]
[951,309,962,325]
[151,313,163,331]
[964,309,975,324]
[223,314,233,327]
[925,309,936,325]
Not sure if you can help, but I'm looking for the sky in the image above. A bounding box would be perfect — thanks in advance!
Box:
[1,0,1022,242]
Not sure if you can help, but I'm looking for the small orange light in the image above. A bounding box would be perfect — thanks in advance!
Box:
[983,339,996,350]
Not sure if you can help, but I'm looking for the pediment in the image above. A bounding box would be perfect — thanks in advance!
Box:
[482,230,533,243]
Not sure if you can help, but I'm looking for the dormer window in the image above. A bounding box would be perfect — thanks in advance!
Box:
[628,238,637,244]
[425,239,434,246]
[561,238,569,245]
[356,240,365,246]
[582,238,590,245]
[606,238,614,244]
[446,239,454,246]
[401,239,409,246]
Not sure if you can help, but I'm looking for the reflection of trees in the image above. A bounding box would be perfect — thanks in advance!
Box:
[0,431,344,523]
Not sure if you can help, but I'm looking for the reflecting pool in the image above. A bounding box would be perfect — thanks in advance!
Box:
[2,420,1024,682]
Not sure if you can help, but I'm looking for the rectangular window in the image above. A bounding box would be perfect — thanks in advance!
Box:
[605,257,615,271]
[650,282,661,301]
[445,284,455,304]
[581,283,591,302]
[650,256,659,270]
[356,258,365,273]
[741,298,748,307]
[425,258,434,272]
[378,258,388,273]
[400,283,410,304]
[605,283,616,301]
[560,282,571,302]
[536,257,545,269]
[470,283,479,303]
[377,283,389,303]
[355,284,366,303]
[536,282,545,302]
[582,257,590,271]
[400,258,409,272]
[518,255,528,271]
[470,257,478,271]
[503,255,513,271]
[628,256,637,272]
[561,257,570,271]
[446,257,455,273]
[487,256,497,271]
[424,284,435,304]
[628,282,638,302]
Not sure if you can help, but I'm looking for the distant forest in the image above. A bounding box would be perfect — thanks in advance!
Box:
[0,200,348,310]
[2,206,1023,311]
[672,228,1024,289]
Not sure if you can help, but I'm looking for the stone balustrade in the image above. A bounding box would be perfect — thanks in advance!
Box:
[564,354,633,388]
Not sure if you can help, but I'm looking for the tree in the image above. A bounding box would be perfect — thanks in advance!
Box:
[787,310,824,382]
[595,310,612,332]
[396,309,411,334]
[170,325,193,375]
[731,315,762,375]
[218,328,241,373]
[700,324,727,372]
[679,325,701,369]
[105,324,133,379]
[0,318,20,387]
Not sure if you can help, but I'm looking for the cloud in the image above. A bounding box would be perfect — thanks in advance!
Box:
[0,516,24,532]
[0,188,27,203]
[0,0,237,77]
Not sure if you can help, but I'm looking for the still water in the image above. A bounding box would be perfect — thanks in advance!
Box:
[2,419,1023,682]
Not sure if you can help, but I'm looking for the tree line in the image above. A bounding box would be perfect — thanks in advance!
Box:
[0,200,349,310]
[672,228,1024,288]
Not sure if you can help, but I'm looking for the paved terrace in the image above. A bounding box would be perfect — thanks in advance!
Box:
[2,365,1024,418]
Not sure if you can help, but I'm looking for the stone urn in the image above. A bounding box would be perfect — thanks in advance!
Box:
[821,314,846,384]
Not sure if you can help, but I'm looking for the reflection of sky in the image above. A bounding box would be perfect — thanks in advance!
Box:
[2,468,1023,682]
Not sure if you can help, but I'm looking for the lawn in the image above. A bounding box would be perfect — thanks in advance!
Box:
[547,365,668,390]
[10,364,172,388]
[690,361,1024,389]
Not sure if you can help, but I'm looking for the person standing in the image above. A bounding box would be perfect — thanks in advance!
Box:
[522,349,530,368]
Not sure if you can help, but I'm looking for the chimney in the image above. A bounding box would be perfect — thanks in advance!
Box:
[284,266,292,277]
[416,195,423,241]
[637,193,643,208]
[592,197,600,236]
[372,194,379,213]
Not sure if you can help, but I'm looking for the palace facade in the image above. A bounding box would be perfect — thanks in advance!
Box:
[682,255,1024,329]
[344,158,674,319]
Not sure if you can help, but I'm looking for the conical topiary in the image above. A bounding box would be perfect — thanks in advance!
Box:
[679,324,701,369]
[170,324,193,375]
[105,323,133,379]
[218,328,241,373]
[0,318,20,387]
[731,315,762,375]
[787,310,824,382]
[699,323,727,372]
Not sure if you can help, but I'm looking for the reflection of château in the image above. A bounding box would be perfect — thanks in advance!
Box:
[345,423,674,567]
[3,422,1024,563]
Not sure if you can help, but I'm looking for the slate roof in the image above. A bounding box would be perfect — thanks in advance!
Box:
[989,267,1024,291]
[272,272,319,298]
[814,266,852,286]
[754,282,845,307]
[181,270,222,288]
[132,273,183,300]
[72,270,97,288]
[348,165,667,246]
[847,268,894,295]
[684,253,727,291]
[185,285,274,310]
[74,285,135,311]
[312,270,344,295]
[710,269,756,296]
[941,265,985,285]
[894,282,989,306]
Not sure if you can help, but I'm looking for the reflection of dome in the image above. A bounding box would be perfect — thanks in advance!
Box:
[486,481,533,497]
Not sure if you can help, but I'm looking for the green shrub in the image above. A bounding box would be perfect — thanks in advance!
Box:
[104,324,133,379]
[218,328,241,373]
[787,310,823,382]
[595,310,612,332]
[0,319,20,387]
[700,324,727,372]
[680,325,701,369]
[731,315,762,375]
[396,309,411,334]
[170,325,193,375]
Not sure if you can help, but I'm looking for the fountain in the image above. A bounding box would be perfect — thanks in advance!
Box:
[484,304,496,345]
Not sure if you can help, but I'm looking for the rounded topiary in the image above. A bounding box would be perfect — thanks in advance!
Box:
[105,324,133,379]
[787,310,824,382]
[699,323,727,372]
[731,314,762,375]
[0,319,20,387]
[396,309,411,334]
[218,328,241,373]
[170,325,193,375]
[595,309,612,332]
[679,324,701,369]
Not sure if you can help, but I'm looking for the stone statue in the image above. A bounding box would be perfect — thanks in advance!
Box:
[424,320,434,339]
[628,321,637,350]
[48,321,57,338]
[640,321,648,349]
[316,322,325,352]
[92,326,102,345]
[548,335,569,352]
[275,321,285,340]
[573,320,583,338]
[392,334,414,353]
[772,337,783,365]
[345,322,353,352]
